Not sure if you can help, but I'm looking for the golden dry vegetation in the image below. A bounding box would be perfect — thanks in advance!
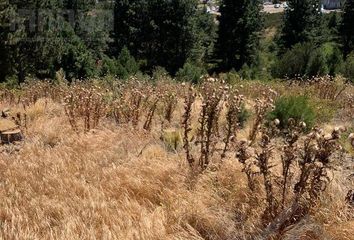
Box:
[0,76,353,240]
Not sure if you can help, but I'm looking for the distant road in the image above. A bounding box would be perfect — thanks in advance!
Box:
[263,5,285,14]
[262,4,341,14]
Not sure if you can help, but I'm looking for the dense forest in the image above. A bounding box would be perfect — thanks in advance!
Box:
[0,0,354,84]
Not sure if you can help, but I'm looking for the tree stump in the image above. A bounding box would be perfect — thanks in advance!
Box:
[0,119,23,144]
[0,129,23,144]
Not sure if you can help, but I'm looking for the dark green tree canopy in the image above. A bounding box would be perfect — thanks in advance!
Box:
[214,0,263,72]
[340,0,354,56]
[113,0,216,74]
[0,0,111,82]
[280,0,323,49]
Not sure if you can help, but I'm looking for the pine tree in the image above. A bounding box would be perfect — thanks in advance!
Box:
[340,0,354,56]
[0,0,12,82]
[113,0,215,74]
[1,0,113,82]
[0,0,25,82]
[12,0,69,80]
[214,0,263,72]
[280,0,323,49]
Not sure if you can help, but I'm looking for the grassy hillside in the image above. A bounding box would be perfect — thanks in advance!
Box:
[0,76,353,239]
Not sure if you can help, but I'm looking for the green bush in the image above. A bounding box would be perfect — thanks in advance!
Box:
[268,95,316,131]
[61,34,98,81]
[117,47,139,76]
[239,64,253,80]
[306,48,329,77]
[101,56,118,76]
[0,75,19,89]
[343,52,354,83]
[101,47,139,79]
[321,42,343,76]
[176,62,206,84]
[272,42,343,79]
[152,67,171,82]
[219,70,241,85]
[272,42,314,78]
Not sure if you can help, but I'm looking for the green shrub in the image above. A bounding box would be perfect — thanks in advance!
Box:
[343,52,354,83]
[321,42,343,76]
[306,48,329,77]
[239,64,253,80]
[219,70,241,85]
[101,56,119,76]
[272,42,343,79]
[268,95,316,131]
[272,42,314,78]
[101,47,139,79]
[117,47,139,76]
[0,75,19,89]
[176,62,205,84]
[61,35,97,81]
[152,67,171,82]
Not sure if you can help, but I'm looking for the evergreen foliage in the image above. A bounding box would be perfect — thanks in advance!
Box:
[280,0,323,49]
[214,0,263,72]
[0,0,353,83]
[273,42,343,78]
[344,52,354,83]
[268,95,316,131]
[113,0,216,74]
[340,0,354,56]
[176,62,205,84]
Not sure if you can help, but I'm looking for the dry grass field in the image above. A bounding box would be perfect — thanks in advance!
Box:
[0,76,353,240]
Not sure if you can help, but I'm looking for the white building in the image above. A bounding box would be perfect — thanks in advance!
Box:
[322,0,342,9]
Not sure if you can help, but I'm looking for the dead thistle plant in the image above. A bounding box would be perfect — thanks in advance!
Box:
[182,85,196,168]
[248,95,275,146]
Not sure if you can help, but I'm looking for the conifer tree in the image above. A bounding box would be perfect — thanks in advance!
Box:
[280,0,323,49]
[340,0,354,56]
[214,0,263,72]
[0,0,26,82]
[0,0,13,82]
[113,0,215,74]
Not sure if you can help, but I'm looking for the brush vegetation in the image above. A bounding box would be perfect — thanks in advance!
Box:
[0,75,353,239]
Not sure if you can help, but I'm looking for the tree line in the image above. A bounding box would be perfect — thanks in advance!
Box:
[0,0,354,84]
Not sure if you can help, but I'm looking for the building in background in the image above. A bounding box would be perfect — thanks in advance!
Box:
[322,0,342,9]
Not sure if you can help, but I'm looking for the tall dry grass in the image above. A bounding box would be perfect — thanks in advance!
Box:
[0,78,353,240]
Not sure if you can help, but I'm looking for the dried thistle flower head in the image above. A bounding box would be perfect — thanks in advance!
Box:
[324,134,333,141]
[274,119,280,126]
[349,133,354,148]
[299,121,307,129]
[349,133,354,140]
